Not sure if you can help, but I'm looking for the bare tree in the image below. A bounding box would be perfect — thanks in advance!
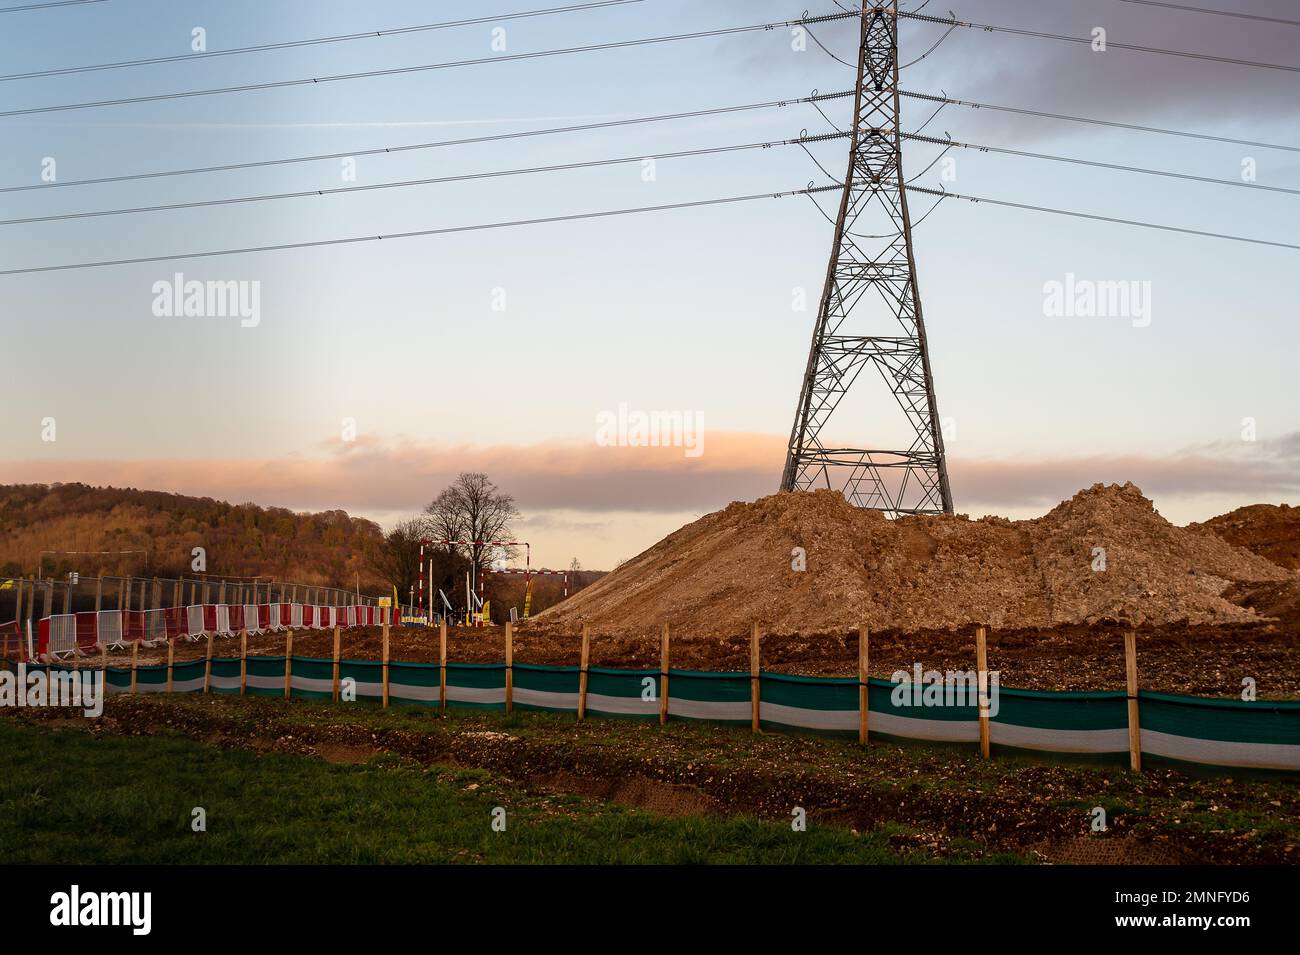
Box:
[424,488,463,555]
[424,473,520,574]
[368,518,427,599]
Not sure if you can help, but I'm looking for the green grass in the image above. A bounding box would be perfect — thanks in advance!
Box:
[0,720,1023,864]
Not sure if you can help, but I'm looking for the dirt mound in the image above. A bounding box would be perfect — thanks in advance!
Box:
[532,483,1292,638]
[1192,503,1300,571]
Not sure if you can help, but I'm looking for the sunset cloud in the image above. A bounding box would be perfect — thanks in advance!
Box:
[3,431,1296,522]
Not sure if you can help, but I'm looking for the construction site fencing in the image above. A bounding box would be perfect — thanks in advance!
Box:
[12,621,1297,779]
[0,573,387,657]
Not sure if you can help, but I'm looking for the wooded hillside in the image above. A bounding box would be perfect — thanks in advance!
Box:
[0,483,386,590]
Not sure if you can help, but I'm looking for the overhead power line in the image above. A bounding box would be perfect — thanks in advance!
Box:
[903,131,1300,197]
[2,177,1295,276]
[0,90,853,194]
[0,184,845,276]
[1116,0,1300,28]
[0,131,850,227]
[0,0,103,13]
[0,10,858,118]
[899,90,1300,154]
[905,184,1300,251]
[17,121,1290,230]
[0,0,642,83]
[899,9,1300,74]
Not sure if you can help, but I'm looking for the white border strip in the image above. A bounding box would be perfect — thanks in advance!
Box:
[513,687,577,710]
[585,692,657,716]
[1142,728,1300,771]
[759,701,858,732]
[991,721,1129,754]
[390,682,441,703]
[446,685,506,705]
[670,697,751,722]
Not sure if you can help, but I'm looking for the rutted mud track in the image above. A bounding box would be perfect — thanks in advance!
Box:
[12,696,1298,864]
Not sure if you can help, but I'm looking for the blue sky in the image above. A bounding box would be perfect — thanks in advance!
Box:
[2,0,1297,569]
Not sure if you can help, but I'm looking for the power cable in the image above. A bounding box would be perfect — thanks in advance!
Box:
[0,10,858,118]
[0,184,845,276]
[898,9,1300,74]
[4,176,1295,276]
[1115,0,1300,28]
[0,90,853,194]
[0,0,104,13]
[0,1,643,83]
[904,183,1299,250]
[900,89,1300,154]
[0,132,850,227]
[903,130,1300,196]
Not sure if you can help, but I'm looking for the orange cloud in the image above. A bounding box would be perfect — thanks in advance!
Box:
[2,431,1295,519]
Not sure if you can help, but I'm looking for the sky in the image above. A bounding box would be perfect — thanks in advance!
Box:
[1,0,1297,570]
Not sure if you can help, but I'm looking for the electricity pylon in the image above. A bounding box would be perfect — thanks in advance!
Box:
[781,2,952,516]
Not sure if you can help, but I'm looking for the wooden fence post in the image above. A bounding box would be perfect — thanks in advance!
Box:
[1125,628,1142,772]
[204,632,213,693]
[239,629,248,695]
[130,640,139,695]
[331,625,341,702]
[94,576,103,613]
[381,616,390,709]
[750,622,761,733]
[166,637,174,692]
[660,622,670,725]
[976,625,991,758]
[858,625,870,745]
[283,629,293,699]
[439,618,448,714]
[505,621,514,714]
[578,623,590,721]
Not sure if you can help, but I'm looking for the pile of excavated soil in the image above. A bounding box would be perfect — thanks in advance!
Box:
[1192,503,1300,571]
[532,483,1293,639]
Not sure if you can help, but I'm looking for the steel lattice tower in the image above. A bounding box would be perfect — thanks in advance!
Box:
[781,3,952,516]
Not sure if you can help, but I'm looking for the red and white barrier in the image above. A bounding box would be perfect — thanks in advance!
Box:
[46,614,77,659]
[26,598,380,661]
[97,610,127,650]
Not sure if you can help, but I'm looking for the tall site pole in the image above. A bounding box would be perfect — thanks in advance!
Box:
[781,2,952,515]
